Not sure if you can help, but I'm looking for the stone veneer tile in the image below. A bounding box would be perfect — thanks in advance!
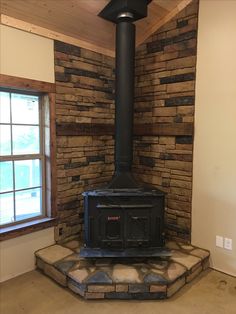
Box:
[68,279,86,297]
[87,285,115,293]
[116,284,129,292]
[167,276,186,298]
[44,264,67,287]
[166,242,181,250]
[68,268,89,283]
[190,248,210,260]
[129,284,149,293]
[36,257,45,271]
[180,244,194,250]
[35,245,73,265]
[112,264,141,283]
[85,292,105,299]
[186,265,203,283]
[150,285,167,293]
[171,250,201,270]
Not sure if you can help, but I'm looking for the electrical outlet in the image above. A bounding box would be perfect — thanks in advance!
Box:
[216,235,224,248]
[224,238,233,250]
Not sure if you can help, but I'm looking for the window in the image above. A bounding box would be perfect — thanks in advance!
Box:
[0,90,45,226]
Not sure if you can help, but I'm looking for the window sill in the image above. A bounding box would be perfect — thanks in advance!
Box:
[0,217,57,241]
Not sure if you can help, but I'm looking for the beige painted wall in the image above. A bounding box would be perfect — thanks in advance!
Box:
[0,25,54,82]
[192,0,236,276]
[0,228,55,282]
[0,25,55,282]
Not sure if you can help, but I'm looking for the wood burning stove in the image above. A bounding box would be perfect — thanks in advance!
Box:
[80,0,167,258]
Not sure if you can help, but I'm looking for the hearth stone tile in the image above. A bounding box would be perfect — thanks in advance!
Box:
[35,245,73,265]
[171,250,201,270]
[112,264,141,283]
[180,244,194,250]
[167,276,186,298]
[150,285,167,293]
[68,279,86,297]
[85,292,105,299]
[116,284,129,292]
[190,248,210,260]
[129,284,149,293]
[87,285,115,293]
[35,241,210,300]
[166,262,187,281]
[63,240,81,250]
[148,259,169,270]
[86,271,112,284]
[54,260,75,275]
[44,263,67,287]
[68,268,89,283]
[143,272,168,284]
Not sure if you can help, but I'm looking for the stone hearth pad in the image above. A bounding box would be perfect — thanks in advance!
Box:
[35,241,210,300]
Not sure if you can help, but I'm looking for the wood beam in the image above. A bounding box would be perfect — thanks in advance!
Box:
[56,122,193,137]
[0,74,55,93]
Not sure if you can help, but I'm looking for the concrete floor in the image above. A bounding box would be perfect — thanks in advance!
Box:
[0,269,235,314]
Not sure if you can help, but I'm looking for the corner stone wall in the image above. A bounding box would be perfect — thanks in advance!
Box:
[133,1,199,242]
[54,41,115,242]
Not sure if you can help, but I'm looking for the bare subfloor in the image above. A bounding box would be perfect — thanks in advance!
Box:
[0,269,235,314]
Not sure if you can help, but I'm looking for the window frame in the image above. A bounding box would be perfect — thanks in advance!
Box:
[0,88,46,227]
[0,74,57,240]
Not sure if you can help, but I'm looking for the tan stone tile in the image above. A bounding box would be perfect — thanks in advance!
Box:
[85,292,105,299]
[171,250,201,270]
[166,263,187,281]
[112,264,141,283]
[35,245,73,264]
[68,268,89,283]
[150,285,167,293]
[190,248,210,260]
[87,285,115,293]
[116,284,129,292]
[186,265,203,283]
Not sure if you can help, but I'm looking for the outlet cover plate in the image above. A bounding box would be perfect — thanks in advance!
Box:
[216,235,224,248]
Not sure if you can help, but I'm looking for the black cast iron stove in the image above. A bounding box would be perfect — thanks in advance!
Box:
[80,0,169,258]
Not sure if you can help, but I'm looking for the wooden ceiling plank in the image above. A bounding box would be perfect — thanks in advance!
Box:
[136,0,193,47]
[1,14,115,57]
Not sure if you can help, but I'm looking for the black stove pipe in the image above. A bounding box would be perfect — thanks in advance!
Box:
[115,19,135,173]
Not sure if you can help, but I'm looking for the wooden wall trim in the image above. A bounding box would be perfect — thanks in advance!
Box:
[1,14,115,58]
[56,122,193,137]
[136,0,193,47]
[0,74,55,93]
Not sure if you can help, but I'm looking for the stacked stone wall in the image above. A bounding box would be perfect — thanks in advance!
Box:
[54,41,115,242]
[133,1,199,242]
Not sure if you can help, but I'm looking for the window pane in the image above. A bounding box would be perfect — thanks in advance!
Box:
[15,188,41,221]
[0,161,13,192]
[11,94,39,125]
[15,159,41,190]
[12,125,40,155]
[0,92,10,123]
[0,125,11,156]
[0,192,14,225]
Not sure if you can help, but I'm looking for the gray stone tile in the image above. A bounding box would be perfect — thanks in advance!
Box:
[86,271,112,284]
[143,272,168,284]
[129,284,149,293]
